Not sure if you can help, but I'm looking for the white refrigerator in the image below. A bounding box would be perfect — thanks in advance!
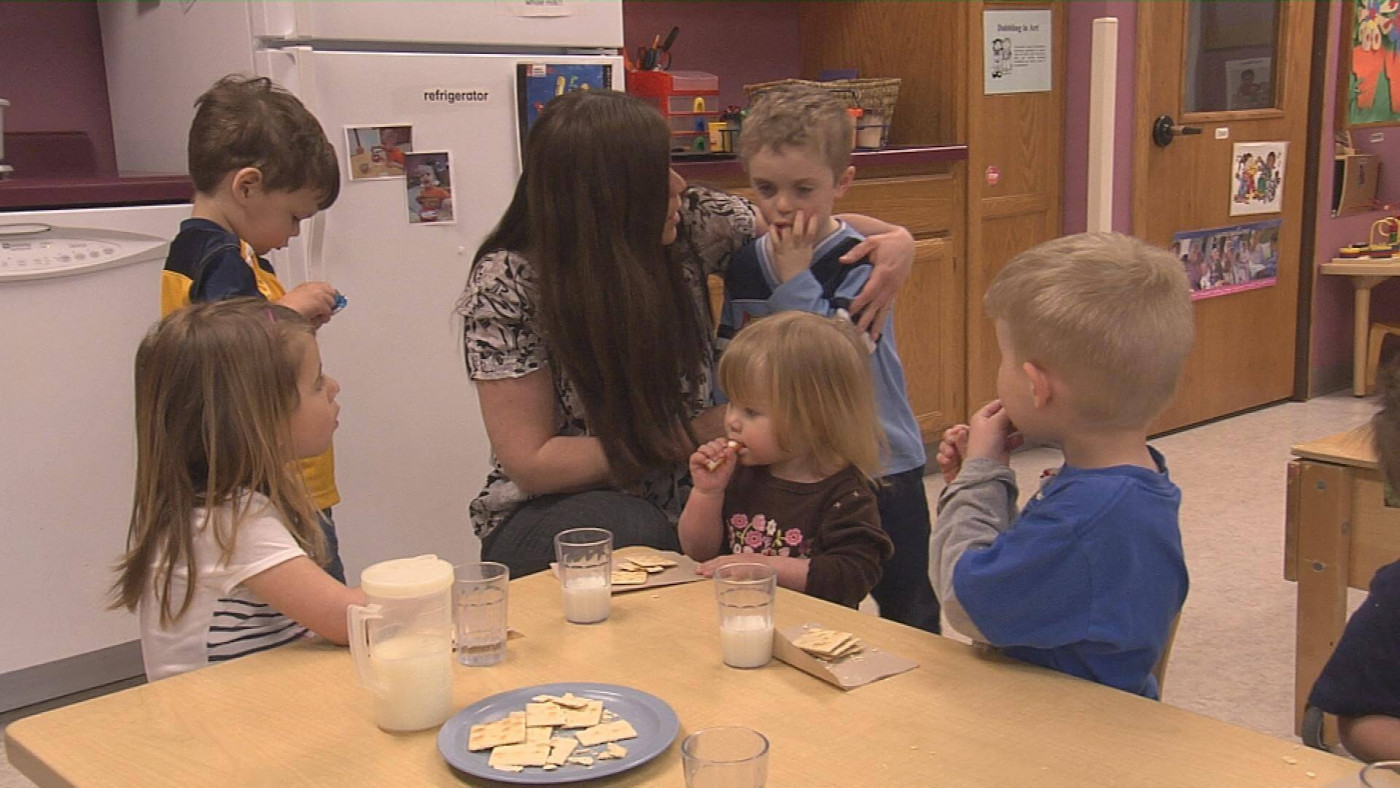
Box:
[18,2,623,693]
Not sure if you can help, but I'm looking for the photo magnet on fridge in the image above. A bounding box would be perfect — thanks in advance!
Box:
[404,151,455,225]
[346,125,414,181]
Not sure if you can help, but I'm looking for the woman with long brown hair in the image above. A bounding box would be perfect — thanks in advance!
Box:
[457,90,912,576]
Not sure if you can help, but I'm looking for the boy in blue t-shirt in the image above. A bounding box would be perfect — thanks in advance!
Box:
[719,84,938,633]
[932,233,1195,699]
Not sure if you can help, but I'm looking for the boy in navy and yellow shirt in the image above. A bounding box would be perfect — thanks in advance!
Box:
[162,74,347,580]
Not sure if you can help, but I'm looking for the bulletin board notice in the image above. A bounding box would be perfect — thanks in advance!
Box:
[984,9,1052,96]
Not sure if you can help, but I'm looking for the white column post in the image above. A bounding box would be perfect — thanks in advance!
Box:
[1087,17,1119,233]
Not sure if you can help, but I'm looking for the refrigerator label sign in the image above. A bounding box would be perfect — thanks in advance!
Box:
[505,0,571,17]
[421,88,492,106]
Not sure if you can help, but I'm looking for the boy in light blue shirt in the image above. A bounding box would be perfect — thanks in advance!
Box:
[719,84,938,633]
[932,233,1193,698]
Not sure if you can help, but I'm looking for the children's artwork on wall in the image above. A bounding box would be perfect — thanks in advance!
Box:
[1171,219,1281,301]
[1225,59,1272,111]
[403,151,454,225]
[515,63,613,150]
[1230,141,1287,216]
[346,125,413,181]
[1342,0,1400,127]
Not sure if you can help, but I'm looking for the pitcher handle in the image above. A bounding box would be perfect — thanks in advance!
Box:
[346,603,384,695]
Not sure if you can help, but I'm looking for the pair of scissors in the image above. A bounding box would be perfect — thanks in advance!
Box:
[637,26,678,71]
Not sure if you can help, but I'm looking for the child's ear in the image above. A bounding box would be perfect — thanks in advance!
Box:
[230,167,264,202]
[1022,361,1054,409]
[833,166,856,199]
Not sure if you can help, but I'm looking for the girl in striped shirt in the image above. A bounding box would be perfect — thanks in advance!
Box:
[112,298,363,680]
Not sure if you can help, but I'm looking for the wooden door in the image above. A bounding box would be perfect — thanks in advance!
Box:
[895,236,965,436]
[1134,1,1314,432]
[963,1,1067,412]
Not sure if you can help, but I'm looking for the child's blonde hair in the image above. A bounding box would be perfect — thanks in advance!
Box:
[112,298,326,624]
[719,311,883,479]
[739,84,854,178]
[985,232,1195,428]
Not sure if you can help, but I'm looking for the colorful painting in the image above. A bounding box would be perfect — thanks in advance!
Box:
[515,63,613,149]
[1171,220,1281,301]
[1345,0,1400,127]
[1230,141,1287,216]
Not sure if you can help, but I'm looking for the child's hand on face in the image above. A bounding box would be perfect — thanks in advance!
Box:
[769,209,820,284]
[278,282,338,326]
[936,424,970,483]
[689,438,739,495]
[965,400,1024,467]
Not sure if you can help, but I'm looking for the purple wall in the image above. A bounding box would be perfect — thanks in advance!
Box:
[0,0,117,175]
[1062,2,1137,234]
[622,1,800,114]
[1310,0,1400,394]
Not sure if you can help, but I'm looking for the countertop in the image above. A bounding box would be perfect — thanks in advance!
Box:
[672,144,968,181]
[0,173,193,211]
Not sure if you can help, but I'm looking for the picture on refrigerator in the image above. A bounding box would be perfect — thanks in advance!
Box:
[404,150,454,224]
[516,62,613,147]
[346,124,414,181]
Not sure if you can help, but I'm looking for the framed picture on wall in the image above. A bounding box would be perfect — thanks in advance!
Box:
[1340,0,1400,128]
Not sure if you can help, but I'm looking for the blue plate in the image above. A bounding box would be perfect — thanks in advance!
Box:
[437,682,679,784]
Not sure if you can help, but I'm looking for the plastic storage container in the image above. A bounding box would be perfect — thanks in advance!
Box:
[628,70,722,154]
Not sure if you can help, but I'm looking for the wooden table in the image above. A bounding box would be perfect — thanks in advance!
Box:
[1319,258,1400,396]
[1287,424,1400,737]
[8,571,1356,786]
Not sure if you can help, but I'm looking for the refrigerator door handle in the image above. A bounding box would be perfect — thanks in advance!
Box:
[291,47,326,282]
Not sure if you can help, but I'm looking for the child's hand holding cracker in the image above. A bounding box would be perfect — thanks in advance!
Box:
[690,438,740,494]
[965,400,1024,468]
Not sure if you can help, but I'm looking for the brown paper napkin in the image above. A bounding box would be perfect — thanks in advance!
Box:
[773,623,919,690]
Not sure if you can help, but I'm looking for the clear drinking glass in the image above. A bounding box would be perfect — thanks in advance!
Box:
[1361,761,1400,787]
[682,726,770,788]
[713,563,776,669]
[453,561,509,666]
[554,527,613,624]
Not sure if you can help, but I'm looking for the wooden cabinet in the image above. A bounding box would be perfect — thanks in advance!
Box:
[688,152,966,444]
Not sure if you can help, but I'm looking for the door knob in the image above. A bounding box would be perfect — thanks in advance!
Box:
[1152,115,1203,147]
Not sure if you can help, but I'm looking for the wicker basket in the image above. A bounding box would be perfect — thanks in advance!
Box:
[742,77,902,148]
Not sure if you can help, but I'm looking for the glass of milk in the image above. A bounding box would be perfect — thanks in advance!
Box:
[554,527,613,624]
[682,726,769,788]
[714,563,777,669]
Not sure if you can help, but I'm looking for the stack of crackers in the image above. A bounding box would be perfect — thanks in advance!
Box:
[610,554,677,586]
[791,628,864,662]
[468,692,638,773]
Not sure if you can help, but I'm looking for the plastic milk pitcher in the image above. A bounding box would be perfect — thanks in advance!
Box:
[347,555,456,732]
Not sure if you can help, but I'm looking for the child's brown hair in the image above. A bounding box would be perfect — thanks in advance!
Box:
[739,83,855,178]
[719,311,883,479]
[188,75,340,209]
[112,298,326,625]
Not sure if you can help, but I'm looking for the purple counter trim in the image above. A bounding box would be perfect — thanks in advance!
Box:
[672,145,969,181]
[0,174,193,211]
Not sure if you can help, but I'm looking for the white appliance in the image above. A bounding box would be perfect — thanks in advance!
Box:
[0,204,188,709]
[98,4,623,604]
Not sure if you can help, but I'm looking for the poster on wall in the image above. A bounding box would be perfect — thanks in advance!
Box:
[1171,219,1281,301]
[1225,58,1272,110]
[1343,0,1400,127]
[1230,141,1287,216]
[516,63,613,150]
[345,125,413,181]
[983,9,1052,95]
[404,151,454,225]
